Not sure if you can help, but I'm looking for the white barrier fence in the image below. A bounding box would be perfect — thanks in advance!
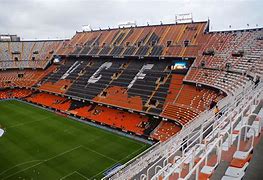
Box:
[105,81,262,180]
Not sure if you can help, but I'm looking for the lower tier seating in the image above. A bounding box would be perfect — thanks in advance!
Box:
[175,84,221,111]
[161,104,199,125]
[151,121,181,142]
[161,83,223,125]
[26,93,67,107]
[73,105,148,135]
[39,79,72,94]
[35,59,224,126]
[0,67,56,88]
[25,92,150,136]
[0,89,33,99]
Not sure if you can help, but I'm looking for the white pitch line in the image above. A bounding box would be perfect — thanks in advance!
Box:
[8,116,50,128]
[88,144,147,180]
[76,171,89,180]
[118,144,147,163]
[3,146,82,179]
[60,171,89,180]
[81,145,118,162]
[89,164,113,180]
[0,160,42,176]
[60,171,76,180]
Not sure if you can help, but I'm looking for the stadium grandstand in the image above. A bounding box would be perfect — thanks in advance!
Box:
[0,10,263,180]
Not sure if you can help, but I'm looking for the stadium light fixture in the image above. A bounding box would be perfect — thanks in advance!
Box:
[82,25,92,32]
[118,21,137,28]
[175,13,193,24]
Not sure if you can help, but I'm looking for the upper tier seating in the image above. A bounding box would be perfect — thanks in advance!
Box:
[39,58,174,113]
[194,30,263,73]
[0,41,63,69]
[1,23,262,130]
[185,68,251,95]
[60,22,207,58]
[37,58,223,126]
[185,29,263,95]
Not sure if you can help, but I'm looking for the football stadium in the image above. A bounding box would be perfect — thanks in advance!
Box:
[0,0,263,179]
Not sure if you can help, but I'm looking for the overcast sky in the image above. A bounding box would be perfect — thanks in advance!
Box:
[0,0,262,40]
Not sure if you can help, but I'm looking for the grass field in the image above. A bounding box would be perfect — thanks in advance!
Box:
[0,100,150,180]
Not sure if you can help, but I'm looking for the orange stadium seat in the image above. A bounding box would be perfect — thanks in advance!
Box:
[0,21,261,145]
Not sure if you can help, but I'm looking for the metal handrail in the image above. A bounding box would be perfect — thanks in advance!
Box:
[107,81,262,180]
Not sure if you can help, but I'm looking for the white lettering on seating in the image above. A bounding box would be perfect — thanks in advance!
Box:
[127,64,154,89]
[87,62,112,84]
[61,61,81,79]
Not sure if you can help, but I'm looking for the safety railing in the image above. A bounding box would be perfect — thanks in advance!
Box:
[105,81,262,180]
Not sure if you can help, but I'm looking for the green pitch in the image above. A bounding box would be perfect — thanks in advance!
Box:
[0,100,150,180]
